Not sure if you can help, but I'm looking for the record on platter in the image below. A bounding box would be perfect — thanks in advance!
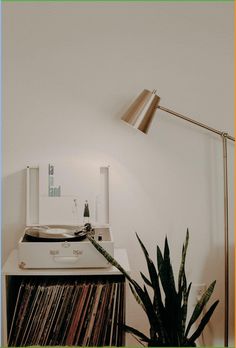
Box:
[24,225,87,242]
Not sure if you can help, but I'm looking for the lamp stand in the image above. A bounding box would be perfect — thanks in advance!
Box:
[222,134,229,348]
[157,105,234,347]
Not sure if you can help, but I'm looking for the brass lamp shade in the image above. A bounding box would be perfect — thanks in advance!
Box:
[121,89,160,134]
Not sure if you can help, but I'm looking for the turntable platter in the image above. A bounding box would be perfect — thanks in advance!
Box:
[24,225,87,242]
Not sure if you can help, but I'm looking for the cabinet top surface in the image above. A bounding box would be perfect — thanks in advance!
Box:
[2,248,130,276]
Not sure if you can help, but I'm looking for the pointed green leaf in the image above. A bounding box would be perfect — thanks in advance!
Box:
[129,284,145,310]
[122,324,150,343]
[164,236,170,260]
[142,285,166,341]
[140,272,152,287]
[127,278,165,340]
[181,282,192,337]
[188,300,219,343]
[157,243,176,297]
[136,233,161,295]
[87,234,148,313]
[88,234,157,323]
[157,240,183,345]
[163,237,178,304]
[136,234,165,333]
[87,234,133,282]
[178,229,189,293]
[185,280,216,336]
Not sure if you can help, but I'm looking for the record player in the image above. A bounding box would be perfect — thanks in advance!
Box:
[18,164,114,269]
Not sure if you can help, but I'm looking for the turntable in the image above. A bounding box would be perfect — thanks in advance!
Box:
[18,165,114,269]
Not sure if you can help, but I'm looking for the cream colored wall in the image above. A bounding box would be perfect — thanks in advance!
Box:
[2,2,234,346]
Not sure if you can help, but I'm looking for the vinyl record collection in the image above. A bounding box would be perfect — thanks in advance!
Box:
[8,277,125,347]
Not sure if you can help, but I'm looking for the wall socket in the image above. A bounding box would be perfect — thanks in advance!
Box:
[191,284,206,305]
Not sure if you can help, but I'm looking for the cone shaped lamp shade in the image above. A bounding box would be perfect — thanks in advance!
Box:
[121,89,160,134]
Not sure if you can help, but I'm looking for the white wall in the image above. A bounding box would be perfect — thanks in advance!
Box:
[2,2,234,346]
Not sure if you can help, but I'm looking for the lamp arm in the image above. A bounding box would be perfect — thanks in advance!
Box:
[157,105,235,142]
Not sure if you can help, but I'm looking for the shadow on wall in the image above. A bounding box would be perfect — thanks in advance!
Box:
[2,170,26,263]
[196,244,234,347]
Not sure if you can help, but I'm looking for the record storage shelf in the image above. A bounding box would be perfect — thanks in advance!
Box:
[2,248,130,347]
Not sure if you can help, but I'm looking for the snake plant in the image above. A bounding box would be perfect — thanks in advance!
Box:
[87,229,218,347]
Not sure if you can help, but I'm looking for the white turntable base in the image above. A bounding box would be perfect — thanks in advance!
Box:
[18,226,114,269]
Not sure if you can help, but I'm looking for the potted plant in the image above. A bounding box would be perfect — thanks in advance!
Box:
[87,229,219,347]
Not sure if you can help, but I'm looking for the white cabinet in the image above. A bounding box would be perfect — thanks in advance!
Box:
[2,248,130,347]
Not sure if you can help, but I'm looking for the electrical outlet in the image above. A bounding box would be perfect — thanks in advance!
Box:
[192,284,206,305]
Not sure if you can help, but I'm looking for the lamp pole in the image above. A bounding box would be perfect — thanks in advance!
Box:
[222,133,229,348]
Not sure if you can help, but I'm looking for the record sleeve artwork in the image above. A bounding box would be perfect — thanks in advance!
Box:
[25,164,93,242]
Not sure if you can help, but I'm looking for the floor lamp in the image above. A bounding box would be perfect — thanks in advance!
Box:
[121,89,235,347]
